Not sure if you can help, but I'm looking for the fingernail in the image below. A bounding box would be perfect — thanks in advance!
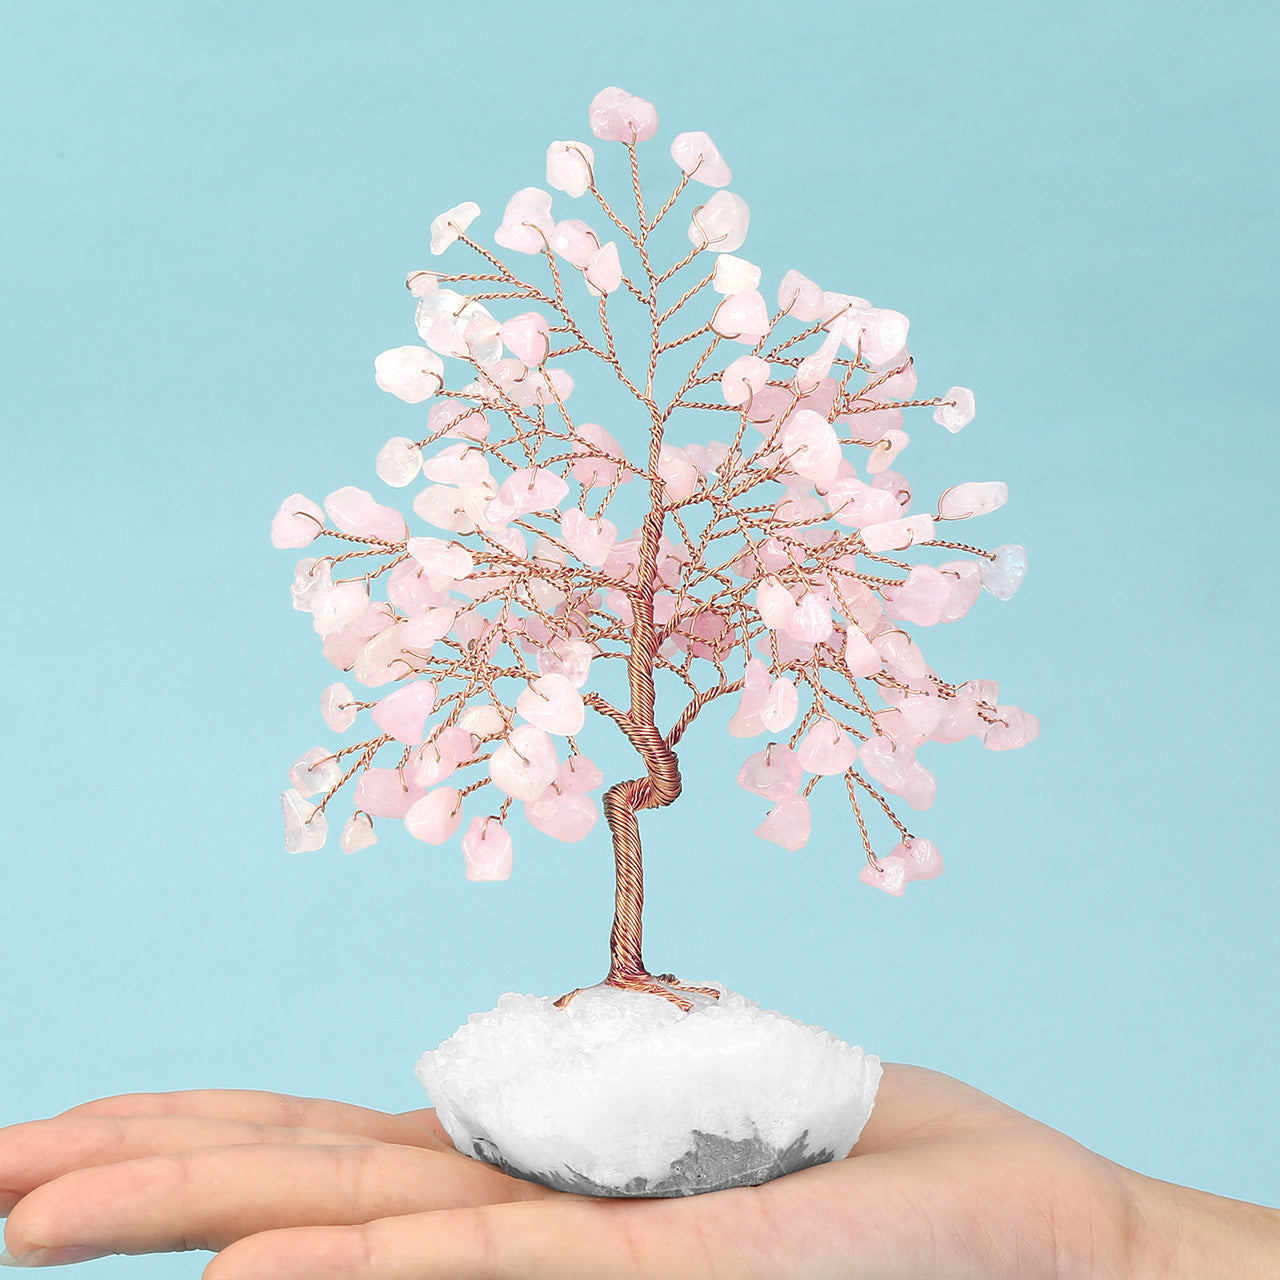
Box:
[0,1246,111,1267]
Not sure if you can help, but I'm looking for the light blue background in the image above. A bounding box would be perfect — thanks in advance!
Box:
[2,1,1276,1273]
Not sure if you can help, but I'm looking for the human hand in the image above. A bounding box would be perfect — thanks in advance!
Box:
[3,1064,1278,1278]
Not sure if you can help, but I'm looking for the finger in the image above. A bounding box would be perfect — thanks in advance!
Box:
[202,1187,822,1280]
[52,1090,447,1150]
[5,1142,553,1261]
[0,1113,382,1198]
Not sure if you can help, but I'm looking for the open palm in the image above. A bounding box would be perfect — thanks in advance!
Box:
[0,1064,1140,1279]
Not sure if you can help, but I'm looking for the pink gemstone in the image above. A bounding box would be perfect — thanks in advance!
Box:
[793,329,842,395]
[755,794,811,851]
[893,837,943,881]
[376,437,423,488]
[371,679,436,745]
[584,242,622,295]
[934,386,975,432]
[937,560,983,623]
[784,592,834,644]
[938,481,1008,521]
[557,754,603,794]
[406,271,438,296]
[859,734,915,791]
[462,817,513,880]
[822,477,900,529]
[535,637,595,688]
[524,789,599,842]
[670,130,731,185]
[407,726,475,787]
[982,545,1027,600]
[852,308,910,367]
[323,487,406,543]
[321,602,394,668]
[402,606,457,651]
[874,630,931,682]
[310,581,370,637]
[489,724,558,801]
[551,218,600,268]
[571,422,630,488]
[561,507,617,567]
[711,289,768,343]
[588,87,658,142]
[516,673,585,736]
[407,536,473,589]
[728,657,772,737]
[353,622,415,688]
[982,706,1040,750]
[487,467,570,523]
[858,856,907,897]
[866,429,909,474]
[756,578,795,629]
[271,494,325,548]
[721,354,770,407]
[712,254,761,295]
[883,565,951,627]
[340,812,377,854]
[500,312,552,367]
[545,140,595,197]
[842,624,881,677]
[689,191,750,253]
[780,409,841,483]
[778,270,824,321]
[282,789,327,854]
[354,767,424,819]
[374,345,445,404]
[430,201,480,255]
[797,718,857,775]
[493,187,554,254]
[761,675,799,732]
[386,560,449,614]
[404,786,463,844]
[659,445,701,501]
[737,744,803,799]
[896,693,946,741]
[321,682,358,732]
[860,514,934,553]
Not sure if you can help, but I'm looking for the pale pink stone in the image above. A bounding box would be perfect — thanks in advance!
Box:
[546,140,595,197]
[737,744,803,799]
[571,421,630,488]
[843,624,881,676]
[374,346,444,403]
[430,201,480,255]
[883,565,951,626]
[427,400,489,441]
[712,254,760,295]
[387,559,451,614]
[721,354,770,407]
[405,786,463,844]
[561,507,617,566]
[711,289,768,342]
[895,693,946,741]
[860,514,934,552]
[353,622,415,688]
[500,312,552,367]
[271,494,325,548]
[937,560,983,623]
[934,386,975,432]
[321,602,394,668]
[289,747,342,798]
[785,592,834,643]
[494,187,555,254]
[588,87,658,142]
[535,637,595,688]
[407,537,473,590]
[939,481,1008,521]
[406,271,438,296]
[728,658,772,737]
[900,765,937,811]
[871,469,912,510]
[981,545,1027,600]
[375,437,422,488]
[797,718,857,775]
[509,365,574,409]
[371,679,436,745]
[822,477,900,528]
[778,270,824,321]
[282,789,327,854]
[551,218,600,267]
[671,130,731,185]
[658,445,701,501]
[311,581,370,637]
[584,242,622,295]
[524,789,599,842]
[422,443,492,490]
[859,856,908,897]
[756,577,795,629]
[866,429,908,474]
[774,488,825,526]
[324,487,406,542]
[291,557,330,612]
[755,794,811,851]
[930,696,985,744]
[516,673,585,736]
[761,675,799,732]
[402,606,457,651]
[689,191,750,253]
[780,409,842,483]
[340,812,377,854]
[486,467,570,523]
[894,837,943,881]
[462,817,513,880]
[459,704,505,741]
[354,767,424,819]
[793,329,842,395]
[558,754,603,794]
[321,682,358,732]
[874,630,931,681]
[859,734,916,791]
[982,706,1040,750]
[489,724,558,801]
[852,308,910,367]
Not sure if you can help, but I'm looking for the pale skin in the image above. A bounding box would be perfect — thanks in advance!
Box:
[2,1065,1278,1278]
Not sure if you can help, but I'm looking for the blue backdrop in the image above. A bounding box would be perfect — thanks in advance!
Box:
[2,2,1276,1274]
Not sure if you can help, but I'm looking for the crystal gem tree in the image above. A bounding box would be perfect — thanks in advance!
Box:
[272,85,1035,1012]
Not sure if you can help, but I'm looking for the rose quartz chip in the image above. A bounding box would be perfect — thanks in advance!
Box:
[589,86,658,142]
[546,140,595,197]
[866,429,908,474]
[689,191,750,253]
[405,786,463,844]
[737,744,803,799]
[778,270,824,321]
[375,437,422,488]
[324,487,406,542]
[874,630,931,681]
[981,544,1027,600]
[792,329,842,394]
[289,747,343,798]
[489,724,558,801]
[551,218,600,268]
[500,312,552,368]
[406,271,437,296]
[311,581,370,637]
[937,560,983,622]
[371,679,436,745]
[755,794,810,851]
[584,242,623,295]
[558,754,604,794]
[728,657,772,736]
[854,308,910,367]
[340,812,377,854]
[291,557,329,612]
[271,494,325,548]
[884,565,951,627]
[462,817,513,880]
[354,767,424,819]
[535,637,595,688]
[321,682,358,732]
[781,409,842,483]
[711,289,768,342]
[407,536,473,590]
[761,674,799,732]
[671,130,731,185]
[756,577,795,629]
[571,422,630,488]
[934,386,975,432]
[282,789,327,854]
[895,837,943,881]
[374,346,444,404]
[407,726,475,787]
[982,705,1040,750]
[712,254,760,295]
[494,188,555,255]
[785,592,834,644]
[525,789,599,842]
[430,201,480,255]
[721,354,770,407]
[516,673,585,736]
[860,514,934,552]
[659,444,701,501]
[939,481,1008,521]
[822,477,900,528]
[562,507,617,567]
[843,624,881,677]
[797,719,857,775]
[858,856,907,897]
[859,734,915,791]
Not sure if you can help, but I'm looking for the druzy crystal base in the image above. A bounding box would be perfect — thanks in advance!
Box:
[415,979,882,1197]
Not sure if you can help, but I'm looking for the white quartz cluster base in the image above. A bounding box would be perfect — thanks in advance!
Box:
[415,978,882,1197]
